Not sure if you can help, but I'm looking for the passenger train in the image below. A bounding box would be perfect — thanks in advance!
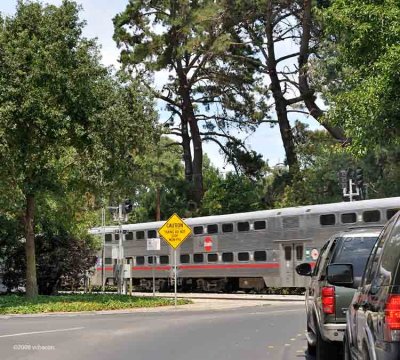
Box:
[89,197,400,292]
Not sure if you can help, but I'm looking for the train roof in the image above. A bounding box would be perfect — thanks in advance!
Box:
[89,197,400,234]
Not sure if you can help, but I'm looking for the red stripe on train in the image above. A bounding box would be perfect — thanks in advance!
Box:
[96,263,280,271]
[179,263,280,270]
[131,266,171,271]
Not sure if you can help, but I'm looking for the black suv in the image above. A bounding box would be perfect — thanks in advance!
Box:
[296,228,382,360]
[328,211,400,360]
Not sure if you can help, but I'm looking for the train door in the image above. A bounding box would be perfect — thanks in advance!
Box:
[280,243,306,287]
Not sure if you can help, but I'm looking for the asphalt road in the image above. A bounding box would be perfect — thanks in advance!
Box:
[0,301,314,360]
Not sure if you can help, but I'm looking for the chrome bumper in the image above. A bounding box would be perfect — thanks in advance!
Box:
[323,323,345,342]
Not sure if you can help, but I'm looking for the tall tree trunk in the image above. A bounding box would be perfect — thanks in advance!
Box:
[265,2,299,177]
[177,61,204,206]
[187,111,203,207]
[24,193,38,298]
[298,0,346,141]
[155,186,161,221]
[181,117,193,184]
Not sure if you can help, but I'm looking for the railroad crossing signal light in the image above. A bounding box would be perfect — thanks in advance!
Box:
[124,199,133,214]
[338,170,348,190]
[355,168,364,187]
[347,168,354,182]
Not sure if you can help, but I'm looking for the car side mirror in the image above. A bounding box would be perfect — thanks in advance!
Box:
[327,264,354,287]
[296,263,312,277]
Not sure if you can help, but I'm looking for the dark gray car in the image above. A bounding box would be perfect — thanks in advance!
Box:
[329,210,400,360]
[296,228,382,360]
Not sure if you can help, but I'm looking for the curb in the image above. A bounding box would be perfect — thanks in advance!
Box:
[131,292,305,302]
[0,295,304,319]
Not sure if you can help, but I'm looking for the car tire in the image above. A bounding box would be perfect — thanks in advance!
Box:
[343,333,351,360]
[306,326,316,356]
[316,327,339,360]
[307,341,316,356]
[362,344,370,360]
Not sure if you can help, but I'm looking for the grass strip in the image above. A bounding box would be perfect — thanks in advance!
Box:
[0,294,190,314]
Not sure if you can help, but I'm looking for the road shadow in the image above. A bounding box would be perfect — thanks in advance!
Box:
[294,350,315,359]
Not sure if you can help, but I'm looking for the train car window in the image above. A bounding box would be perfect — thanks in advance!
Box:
[238,252,250,261]
[222,223,233,233]
[147,230,157,238]
[193,253,204,263]
[180,254,190,264]
[296,245,304,261]
[125,231,134,241]
[207,253,218,262]
[125,257,133,264]
[254,221,266,230]
[193,226,204,235]
[341,213,357,224]
[254,251,267,261]
[237,221,250,232]
[222,252,234,262]
[136,256,145,265]
[147,256,155,264]
[363,210,381,223]
[160,255,169,264]
[387,209,399,220]
[283,216,299,229]
[207,224,218,234]
[105,234,112,242]
[320,214,336,226]
[105,257,112,265]
[136,231,145,240]
[284,246,292,261]
[115,233,120,241]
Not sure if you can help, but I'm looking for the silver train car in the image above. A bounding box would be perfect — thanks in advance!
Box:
[89,197,400,292]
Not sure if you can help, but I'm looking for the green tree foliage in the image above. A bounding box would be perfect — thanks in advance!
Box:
[130,136,189,221]
[1,187,100,295]
[113,0,264,206]
[0,1,157,297]
[80,76,159,203]
[3,229,98,295]
[264,122,400,208]
[201,172,264,215]
[320,0,400,153]
[220,0,345,180]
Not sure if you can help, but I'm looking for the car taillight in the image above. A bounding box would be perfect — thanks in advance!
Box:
[385,294,400,342]
[322,286,335,315]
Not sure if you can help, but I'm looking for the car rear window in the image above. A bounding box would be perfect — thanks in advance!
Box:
[331,236,378,278]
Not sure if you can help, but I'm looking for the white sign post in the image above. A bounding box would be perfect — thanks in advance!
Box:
[158,214,192,308]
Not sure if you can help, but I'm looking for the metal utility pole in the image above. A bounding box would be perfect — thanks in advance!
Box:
[343,177,360,202]
[101,207,106,292]
[339,168,364,202]
[107,200,133,295]
[118,204,124,295]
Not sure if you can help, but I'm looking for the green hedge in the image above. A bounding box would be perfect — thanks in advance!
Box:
[0,294,190,314]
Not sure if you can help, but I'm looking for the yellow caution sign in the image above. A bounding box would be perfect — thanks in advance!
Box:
[158,213,192,249]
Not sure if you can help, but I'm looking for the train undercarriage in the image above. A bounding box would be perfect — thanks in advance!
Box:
[106,276,268,293]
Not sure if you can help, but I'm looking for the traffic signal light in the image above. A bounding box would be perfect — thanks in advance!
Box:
[355,168,364,187]
[347,168,354,182]
[124,199,133,213]
[338,170,348,190]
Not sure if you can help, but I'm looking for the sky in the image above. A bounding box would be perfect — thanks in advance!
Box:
[1,0,323,171]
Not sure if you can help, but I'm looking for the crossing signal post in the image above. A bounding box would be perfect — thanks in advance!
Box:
[355,168,364,199]
[338,168,365,202]
[338,170,348,191]
[124,199,133,214]
[107,199,134,294]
